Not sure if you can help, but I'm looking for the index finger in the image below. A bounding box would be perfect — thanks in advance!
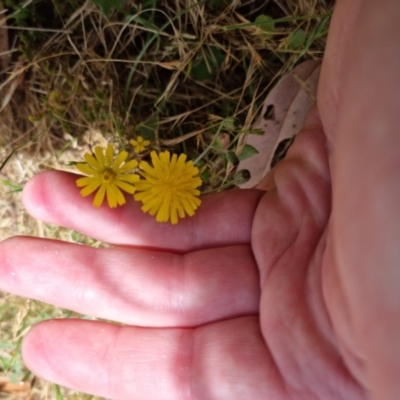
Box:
[23,171,264,252]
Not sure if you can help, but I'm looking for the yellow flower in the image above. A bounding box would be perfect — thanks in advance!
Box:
[76,144,140,208]
[134,151,202,224]
[130,136,151,153]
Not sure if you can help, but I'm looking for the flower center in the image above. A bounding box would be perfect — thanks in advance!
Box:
[161,173,179,188]
[102,169,115,183]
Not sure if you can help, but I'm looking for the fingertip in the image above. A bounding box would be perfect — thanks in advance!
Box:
[22,171,81,223]
[22,172,40,212]
[21,320,115,397]
[22,321,59,382]
[22,171,56,220]
[21,322,41,365]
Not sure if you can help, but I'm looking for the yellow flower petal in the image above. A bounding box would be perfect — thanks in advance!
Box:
[105,144,114,167]
[118,159,139,173]
[113,150,128,170]
[131,136,151,154]
[115,185,126,205]
[76,176,96,187]
[133,150,202,224]
[170,204,178,225]
[80,181,101,196]
[83,154,101,170]
[117,174,140,184]
[114,180,136,194]
[105,186,115,208]
[93,184,106,207]
[76,144,140,208]
[94,146,106,169]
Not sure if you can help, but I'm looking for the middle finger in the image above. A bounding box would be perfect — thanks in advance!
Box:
[0,236,260,327]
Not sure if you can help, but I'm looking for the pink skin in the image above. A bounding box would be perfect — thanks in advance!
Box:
[1,0,400,398]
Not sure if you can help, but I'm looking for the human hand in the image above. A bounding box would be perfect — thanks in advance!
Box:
[0,104,363,399]
[2,0,400,398]
[0,108,365,400]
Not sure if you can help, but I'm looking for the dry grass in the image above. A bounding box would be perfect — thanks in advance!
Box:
[0,0,333,398]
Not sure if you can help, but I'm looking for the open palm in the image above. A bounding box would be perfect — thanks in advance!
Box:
[0,114,362,399]
[1,0,400,398]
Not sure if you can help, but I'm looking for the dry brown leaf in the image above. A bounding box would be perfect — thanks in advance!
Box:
[157,60,183,70]
[161,129,201,146]
[0,1,9,74]
[0,380,31,394]
[237,59,321,188]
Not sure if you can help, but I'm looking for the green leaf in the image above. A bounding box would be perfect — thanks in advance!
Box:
[71,231,81,242]
[238,144,259,161]
[190,46,225,81]
[289,29,306,49]
[221,116,236,131]
[208,0,232,8]
[225,151,240,166]
[135,112,159,141]
[254,15,275,40]
[89,0,124,16]
[53,384,63,400]
[240,128,264,135]
[233,169,251,185]
[200,168,210,184]
[2,180,22,193]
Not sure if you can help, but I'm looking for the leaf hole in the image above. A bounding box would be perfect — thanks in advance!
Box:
[263,104,275,120]
[271,137,295,168]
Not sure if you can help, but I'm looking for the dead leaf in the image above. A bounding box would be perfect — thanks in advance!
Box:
[157,60,182,70]
[236,59,321,188]
[161,129,201,146]
[0,380,30,394]
[82,128,108,148]
[0,1,9,74]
